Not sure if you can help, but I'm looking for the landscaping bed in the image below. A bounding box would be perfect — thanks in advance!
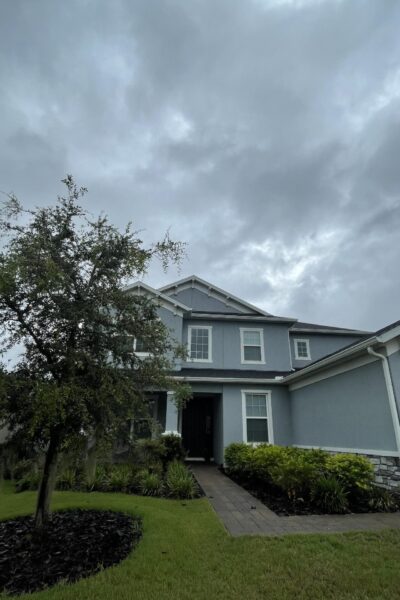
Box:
[9,435,201,500]
[0,509,142,596]
[224,443,400,516]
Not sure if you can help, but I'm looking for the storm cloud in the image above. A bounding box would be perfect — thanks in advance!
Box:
[1,0,400,330]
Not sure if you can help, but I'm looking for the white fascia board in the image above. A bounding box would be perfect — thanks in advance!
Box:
[158,275,277,318]
[290,328,370,336]
[190,313,296,324]
[123,281,191,315]
[171,376,283,384]
[377,325,400,345]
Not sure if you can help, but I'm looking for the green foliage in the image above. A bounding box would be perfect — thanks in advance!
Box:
[160,433,186,467]
[269,453,319,500]
[56,467,76,491]
[367,485,399,512]
[166,460,199,499]
[326,453,374,493]
[311,476,349,513]
[137,469,164,496]
[134,438,166,468]
[13,458,37,481]
[107,464,134,492]
[15,469,41,492]
[0,175,189,524]
[85,464,109,492]
[224,443,254,479]
[224,443,378,512]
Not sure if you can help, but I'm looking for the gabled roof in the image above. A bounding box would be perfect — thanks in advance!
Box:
[123,281,191,315]
[158,275,277,318]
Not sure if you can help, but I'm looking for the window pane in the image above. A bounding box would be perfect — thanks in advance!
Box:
[190,328,209,360]
[243,330,261,346]
[246,394,267,417]
[135,337,150,353]
[296,341,309,358]
[247,419,268,442]
[244,345,262,361]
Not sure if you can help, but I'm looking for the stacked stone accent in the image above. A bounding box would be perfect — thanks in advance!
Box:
[363,454,400,490]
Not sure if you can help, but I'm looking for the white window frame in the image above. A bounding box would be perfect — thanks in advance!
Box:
[241,390,274,445]
[133,337,151,358]
[188,325,212,363]
[294,338,311,361]
[240,328,265,364]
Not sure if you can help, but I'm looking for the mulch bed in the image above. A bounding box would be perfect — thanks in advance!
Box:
[0,509,142,596]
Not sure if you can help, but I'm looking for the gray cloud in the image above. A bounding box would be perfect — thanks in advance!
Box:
[1,0,400,330]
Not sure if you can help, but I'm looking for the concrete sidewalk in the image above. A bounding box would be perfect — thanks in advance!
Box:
[191,463,400,537]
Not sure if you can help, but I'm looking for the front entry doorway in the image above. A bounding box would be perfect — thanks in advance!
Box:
[181,396,214,460]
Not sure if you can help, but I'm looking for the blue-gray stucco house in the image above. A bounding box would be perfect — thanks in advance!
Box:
[127,275,400,488]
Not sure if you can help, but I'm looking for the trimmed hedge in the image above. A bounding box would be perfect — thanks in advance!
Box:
[224,443,394,514]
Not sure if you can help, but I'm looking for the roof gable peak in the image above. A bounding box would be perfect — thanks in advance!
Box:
[123,281,190,315]
[158,275,272,317]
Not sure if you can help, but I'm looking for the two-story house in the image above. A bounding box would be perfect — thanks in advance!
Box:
[127,275,400,488]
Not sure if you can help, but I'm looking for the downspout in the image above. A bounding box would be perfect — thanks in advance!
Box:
[367,346,400,454]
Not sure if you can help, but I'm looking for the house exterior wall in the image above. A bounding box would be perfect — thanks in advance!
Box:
[289,333,363,369]
[166,287,244,314]
[290,359,398,453]
[388,348,400,415]
[157,307,183,369]
[182,320,292,372]
[220,384,291,461]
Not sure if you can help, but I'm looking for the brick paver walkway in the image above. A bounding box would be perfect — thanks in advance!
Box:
[191,463,400,537]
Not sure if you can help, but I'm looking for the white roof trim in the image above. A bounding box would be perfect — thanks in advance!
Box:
[290,328,369,336]
[171,376,283,384]
[123,281,191,315]
[158,275,275,317]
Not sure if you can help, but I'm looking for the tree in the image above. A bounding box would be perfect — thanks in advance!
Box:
[0,176,189,528]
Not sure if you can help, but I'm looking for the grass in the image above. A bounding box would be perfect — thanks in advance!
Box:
[1,481,400,599]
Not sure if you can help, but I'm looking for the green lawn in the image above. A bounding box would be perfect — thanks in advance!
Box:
[1,481,400,600]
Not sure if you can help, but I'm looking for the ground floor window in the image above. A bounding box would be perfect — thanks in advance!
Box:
[241,390,273,444]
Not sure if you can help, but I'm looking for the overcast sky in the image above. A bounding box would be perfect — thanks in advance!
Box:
[1,0,400,331]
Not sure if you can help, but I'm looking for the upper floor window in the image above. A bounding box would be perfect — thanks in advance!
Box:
[133,337,151,357]
[242,391,273,443]
[240,328,265,364]
[188,326,212,362]
[294,338,311,360]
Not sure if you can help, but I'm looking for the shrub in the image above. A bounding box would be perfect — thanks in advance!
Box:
[85,464,109,492]
[160,434,186,467]
[224,443,254,479]
[311,476,349,513]
[367,486,399,512]
[269,453,318,500]
[15,469,41,492]
[137,469,163,496]
[325,454,374,494]
[13,459,37,481]
[135,438,166,468]
[166,460,199,499]
[251,444,289,482]
[107,464,133,492]
[56,467,76,490]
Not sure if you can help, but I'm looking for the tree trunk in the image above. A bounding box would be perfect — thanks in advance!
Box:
[34,433,60,529]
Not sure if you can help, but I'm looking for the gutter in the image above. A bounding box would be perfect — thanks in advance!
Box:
[171,376,284,384]
[367,346,400,454]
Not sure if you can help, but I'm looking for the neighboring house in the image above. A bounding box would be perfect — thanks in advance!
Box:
[127,275,400,489]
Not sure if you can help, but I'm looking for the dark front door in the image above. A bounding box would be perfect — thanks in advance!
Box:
[182,396,213,460]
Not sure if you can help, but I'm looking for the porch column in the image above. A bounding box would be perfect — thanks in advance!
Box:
[164,391,180,434]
